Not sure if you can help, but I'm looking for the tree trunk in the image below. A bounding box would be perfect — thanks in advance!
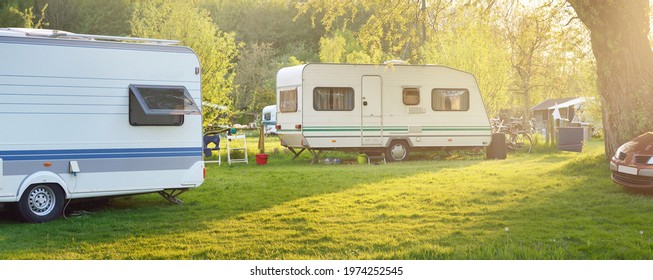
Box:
[567,0,653,158]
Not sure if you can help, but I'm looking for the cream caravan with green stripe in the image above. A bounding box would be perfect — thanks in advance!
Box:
[275,63,492,162]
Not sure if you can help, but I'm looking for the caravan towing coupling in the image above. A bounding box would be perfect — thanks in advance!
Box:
[0,28,205,222]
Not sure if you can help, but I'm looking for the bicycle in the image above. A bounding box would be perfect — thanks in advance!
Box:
[491,116,532,154]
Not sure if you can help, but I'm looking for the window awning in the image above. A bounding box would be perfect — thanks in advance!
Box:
[129,84,200,115]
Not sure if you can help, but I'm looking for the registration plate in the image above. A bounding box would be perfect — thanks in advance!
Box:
[618,165,638,175]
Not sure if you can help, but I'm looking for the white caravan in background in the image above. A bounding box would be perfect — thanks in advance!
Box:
[275,63,493,162]
[0,28,205,222]
[261,105,277,135]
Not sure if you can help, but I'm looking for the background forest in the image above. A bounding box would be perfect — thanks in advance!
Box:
[0,0,599,127]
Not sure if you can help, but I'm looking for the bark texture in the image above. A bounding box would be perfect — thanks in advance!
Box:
[568,0,653,158]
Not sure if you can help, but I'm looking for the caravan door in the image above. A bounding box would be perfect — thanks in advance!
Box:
[361,75,383,145]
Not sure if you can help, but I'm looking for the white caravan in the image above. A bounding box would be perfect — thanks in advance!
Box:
[261,105,277,135]
[0,28,205,222]
[276,63,492,162]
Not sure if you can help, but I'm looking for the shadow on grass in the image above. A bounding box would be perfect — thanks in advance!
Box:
[393,152,653,260]
[0,152,483,259]
[2,141,619,260]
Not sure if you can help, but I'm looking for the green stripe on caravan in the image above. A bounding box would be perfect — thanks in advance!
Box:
[275,63,494,162]
[301,126,490,132]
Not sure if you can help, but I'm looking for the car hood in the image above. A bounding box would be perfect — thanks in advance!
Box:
[619,132,653,155]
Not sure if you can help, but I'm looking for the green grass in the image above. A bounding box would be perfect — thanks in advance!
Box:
[1,137,653,260]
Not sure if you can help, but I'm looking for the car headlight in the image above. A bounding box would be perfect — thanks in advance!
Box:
[614,149,627,161]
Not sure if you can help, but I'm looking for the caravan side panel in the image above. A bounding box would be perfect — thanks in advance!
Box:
[300,64,364,148]
[0,36,204,202]
[276,64,491,151]
[380,65,492,148]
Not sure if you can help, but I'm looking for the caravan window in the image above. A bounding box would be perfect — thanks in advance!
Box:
[431,89,470,111]
[129,85,200,126]
[280,89,297,112]
[313,87,355,111]
[403,88,420,105]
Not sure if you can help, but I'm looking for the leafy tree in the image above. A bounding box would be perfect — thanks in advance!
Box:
[0,1,25,27]
[567,0,653,157]
[319,29,372,63]
[346,50,372,64]
[207,0,322,62]
[2,1,48,28]
[296,0,468,63]
[420,9,512,118]
[39,0,76,31]
[502,2,564,118]
[73,0,132,35]
[319,32,347,63]
[204,0,323,123]
[131,0,239,127]
[232,42,277,121]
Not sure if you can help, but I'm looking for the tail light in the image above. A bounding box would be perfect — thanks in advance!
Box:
[295,124,302,129]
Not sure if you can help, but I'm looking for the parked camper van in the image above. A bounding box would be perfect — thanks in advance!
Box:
[0,28,205,222]
[262,105,277,135]
[275,63,492,162]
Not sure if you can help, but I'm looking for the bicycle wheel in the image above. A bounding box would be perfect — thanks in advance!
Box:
[511,132,532,154]
[505,133,515,150]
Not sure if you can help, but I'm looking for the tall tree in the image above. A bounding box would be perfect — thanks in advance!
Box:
[74,0,132,35]
[207,0,322,62]
[0,1,25,27]
[131,0,239,126]
[296,0,437,62]
[232,42,277,119]
[41,0,76,31]
[567,0,653,158]
[319,32,347,63]
[2,1,48,28]
[420,9,512,118]
[504,3,556,119]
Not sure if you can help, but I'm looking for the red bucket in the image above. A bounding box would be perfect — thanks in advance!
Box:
[255,153,269,165]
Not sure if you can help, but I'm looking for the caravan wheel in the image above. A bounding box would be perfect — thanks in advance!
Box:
[386,140,410,162]
[17,184,64,223]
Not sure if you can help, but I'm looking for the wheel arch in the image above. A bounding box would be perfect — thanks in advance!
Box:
[385,137,413,148]
[17,171,69,200]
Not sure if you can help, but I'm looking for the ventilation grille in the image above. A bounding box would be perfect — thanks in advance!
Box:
[408,107,425,114]
[613,172,653,186]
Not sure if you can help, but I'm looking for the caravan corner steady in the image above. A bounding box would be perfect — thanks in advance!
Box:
[275,63,493,162]
[0,28,205,223]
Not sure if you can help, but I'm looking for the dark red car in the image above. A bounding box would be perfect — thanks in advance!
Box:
[610,132,653,192]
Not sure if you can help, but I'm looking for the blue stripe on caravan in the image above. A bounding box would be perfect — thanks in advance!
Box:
[0,147,201,161]
[3,156,200,176]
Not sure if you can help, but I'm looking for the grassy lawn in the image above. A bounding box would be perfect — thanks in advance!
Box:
[1,135,652,260]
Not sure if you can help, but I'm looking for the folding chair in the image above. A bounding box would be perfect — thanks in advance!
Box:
[203,133,221,165]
